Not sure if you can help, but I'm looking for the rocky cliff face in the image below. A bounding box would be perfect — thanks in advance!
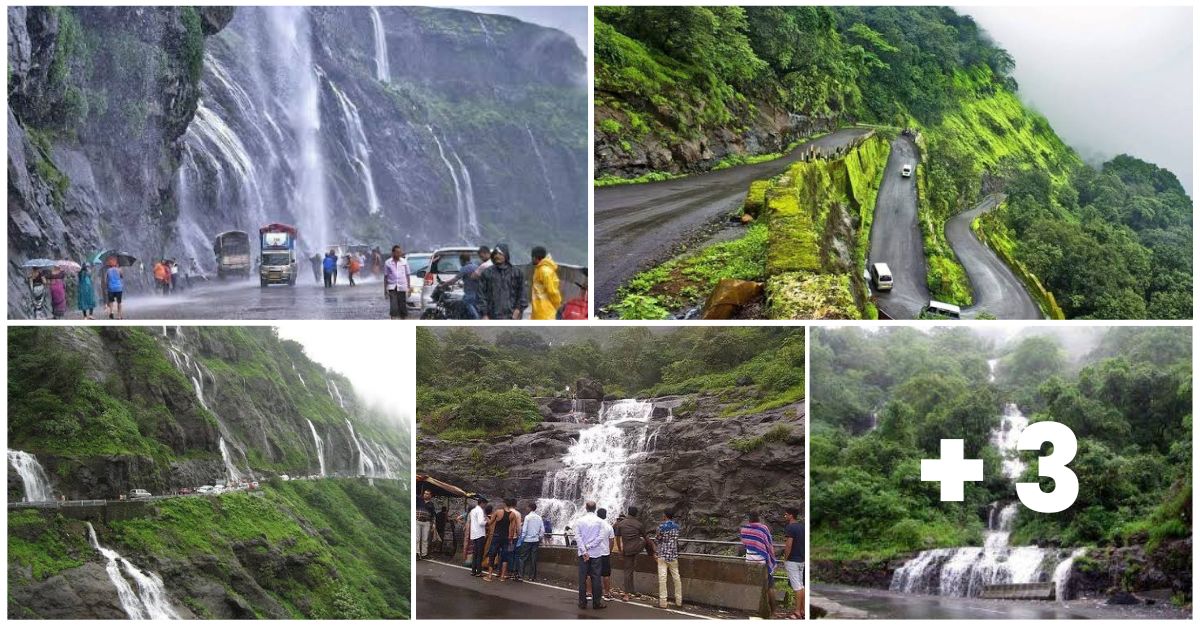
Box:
[595,95,837,178]
[8,6,587,317]
[7,326,407,501]
[418,388,805,539]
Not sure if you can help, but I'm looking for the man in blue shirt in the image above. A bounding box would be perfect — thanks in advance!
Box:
[439,253,481,319]
[574,501,607,610]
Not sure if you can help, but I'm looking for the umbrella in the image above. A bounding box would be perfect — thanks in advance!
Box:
[20,258,58,269]
[55,260,82,273]
[90,250,138,267]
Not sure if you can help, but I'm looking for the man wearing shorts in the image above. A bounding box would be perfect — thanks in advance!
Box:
[597,508,615,600]
[105,260,124,319]
[783,507,805,619]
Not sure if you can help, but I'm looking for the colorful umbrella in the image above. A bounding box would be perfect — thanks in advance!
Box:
[90,250,138,267]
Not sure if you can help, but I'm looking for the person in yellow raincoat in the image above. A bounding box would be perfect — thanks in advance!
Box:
[530,246,562,320]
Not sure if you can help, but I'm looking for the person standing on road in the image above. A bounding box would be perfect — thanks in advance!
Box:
[782,506,806,619]
[506,498,523,581]
[105,258,125,319]
[596,507,616,601]
[170,261,181,293]
[519,501,543,581]
[478,243,526,320]
[77,265,96,319]
[346,254,361,287]
[468,497,488,576]
[614,505,651,601]
[322,250,338,288]
[740,511,778,617]
[574,500,607,610]
[530,246,562,320]
[655,509,683,609]
[383,245,410,319]
[416,489,435,560]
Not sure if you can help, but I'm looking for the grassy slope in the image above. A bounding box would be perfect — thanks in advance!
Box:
[8,480,410,619]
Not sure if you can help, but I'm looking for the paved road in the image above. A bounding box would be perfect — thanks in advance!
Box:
[813,584,1188,620]
[117,276,421,320]
[594,127,874,310]
[867,135,928,318]
[416,560,699,619]
[946,195,1042,319]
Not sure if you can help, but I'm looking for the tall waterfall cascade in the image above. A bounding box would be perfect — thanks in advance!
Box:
[890,388,1083,599]
[539,399,661,538]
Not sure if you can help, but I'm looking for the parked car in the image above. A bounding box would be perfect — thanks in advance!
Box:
[921,299,962,319]
[178,487,193,495]
[901,164,913,177]
[870,262,893,291]
[130,488,151,500]
[406,252,433,309]
[419,246,480,310]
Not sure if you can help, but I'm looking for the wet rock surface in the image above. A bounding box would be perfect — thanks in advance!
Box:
[418,390,806,538]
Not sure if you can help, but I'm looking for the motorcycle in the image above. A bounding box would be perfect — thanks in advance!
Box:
[420,284,467,320]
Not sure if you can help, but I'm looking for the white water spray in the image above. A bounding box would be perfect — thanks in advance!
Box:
[369,6,391,82]
[345,420,377,477]
[306,419,327,477]
[427,125,480,242]
[328,80,382,216]
[87,523,179,619]
[539,399,658,537]
[526,125,557,208]
[7,450,54,502]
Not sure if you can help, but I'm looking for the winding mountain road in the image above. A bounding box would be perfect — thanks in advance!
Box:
[867,139,1041,319]
[867,136,928,318]
[594,128,873,310]
[945,195,1042,319]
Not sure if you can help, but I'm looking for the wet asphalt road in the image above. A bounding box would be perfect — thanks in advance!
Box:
[867,135,928,319]
[594,127,874,311]
[813,584,1188,620]
[946,195,1043,319]
[416,560,696,619]
[120,275,420,320]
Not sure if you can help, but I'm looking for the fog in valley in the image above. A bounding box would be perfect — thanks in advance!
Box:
[964,5,1193,194]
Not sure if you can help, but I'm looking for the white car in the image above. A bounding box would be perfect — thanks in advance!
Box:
[870,262,893,291]
[196,485,214,494]
[406,252,432,309]
[129,488,151,500]
[901,164,913,177]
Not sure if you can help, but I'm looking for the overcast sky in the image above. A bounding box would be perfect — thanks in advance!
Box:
[451,5,587,56]
[963,5,1192,194]
[276,324,413,426]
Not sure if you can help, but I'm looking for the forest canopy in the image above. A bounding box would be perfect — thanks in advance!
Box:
[416,326,804,440]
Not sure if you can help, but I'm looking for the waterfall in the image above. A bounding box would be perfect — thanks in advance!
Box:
[7,450,54,502]
[291,362,306,386]
[369,6,390,82]
[86,523,180,620]
[477,15,497,51]
[992,403,1029,480]
[526,125,557,208]
[267,6,329,252]
[168,343,251,483]
[218,437,243,484]
[306,419,327,477]
[539,399,658,538]
[427,126,480,242]
[987,358,999,383]
[327,380,346,408]
[1053,548,1088,601]
[327,80,382,215]
[345,420,377,477]
[890,401,1076,599]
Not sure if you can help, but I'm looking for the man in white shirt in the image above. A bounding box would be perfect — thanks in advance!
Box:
[383,245,410,319]
[519,501,544,581]
[574,501,608,610]
[468,497,488,576]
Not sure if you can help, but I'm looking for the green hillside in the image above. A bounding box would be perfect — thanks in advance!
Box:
[596,6,1191,319]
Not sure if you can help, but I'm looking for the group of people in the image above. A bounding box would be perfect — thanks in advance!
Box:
[417,493,805,618]
[318,248,386,288]
[434,243,570,320]
[151,259,185,295]
[26,257,126,320]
